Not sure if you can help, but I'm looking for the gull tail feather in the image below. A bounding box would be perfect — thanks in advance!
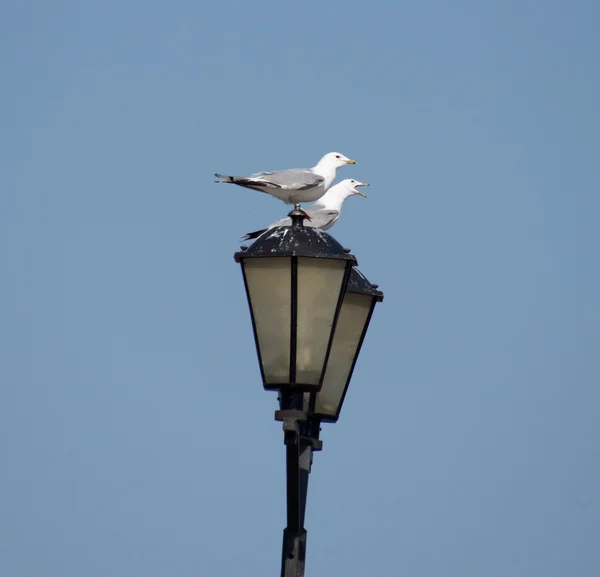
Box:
[241,228,268,242]
[214,173,237,183]
[214,174,274,190]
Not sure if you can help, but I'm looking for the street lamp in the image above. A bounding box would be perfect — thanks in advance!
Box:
[235,208,356,392]
[234,208,383,577]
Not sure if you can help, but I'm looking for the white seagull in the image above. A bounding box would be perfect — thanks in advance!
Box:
[215,152,357,206]
[241,179,369,241]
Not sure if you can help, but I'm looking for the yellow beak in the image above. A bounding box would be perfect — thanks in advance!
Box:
[346,159,357,165]
[355,182,369,197]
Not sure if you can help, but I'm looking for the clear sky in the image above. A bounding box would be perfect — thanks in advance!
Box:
[2,1,599,576]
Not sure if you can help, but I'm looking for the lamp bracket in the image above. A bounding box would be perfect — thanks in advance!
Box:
[275,409,308,423]
[301,436,323,452]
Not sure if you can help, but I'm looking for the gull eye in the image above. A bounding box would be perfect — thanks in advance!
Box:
[335,155,341,159]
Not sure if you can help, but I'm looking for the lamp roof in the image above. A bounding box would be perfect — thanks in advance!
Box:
[346,268,384,301]
[235,210,357,264]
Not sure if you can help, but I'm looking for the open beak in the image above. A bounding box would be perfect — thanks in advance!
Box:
[355,182,369,197]
[346,159,357,165]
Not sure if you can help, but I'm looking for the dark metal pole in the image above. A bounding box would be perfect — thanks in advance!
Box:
[277,394,321,577]
[280,434,308,577]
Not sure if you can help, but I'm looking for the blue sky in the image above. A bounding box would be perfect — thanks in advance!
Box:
[2,1,599,576]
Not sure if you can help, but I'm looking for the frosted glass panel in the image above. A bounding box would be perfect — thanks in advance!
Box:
[244,258,291,384]
[296,258,346,385]
[315,293,372,417]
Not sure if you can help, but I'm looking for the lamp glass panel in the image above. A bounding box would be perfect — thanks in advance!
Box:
[243,258,291,385]
[295,258,347,386]
[315,292,372,417]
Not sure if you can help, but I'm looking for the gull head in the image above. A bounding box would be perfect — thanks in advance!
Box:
[317,152,357,170]
[324,179,369,203]
[345,179,369,198]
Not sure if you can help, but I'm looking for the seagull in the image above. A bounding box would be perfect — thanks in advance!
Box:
[215,152,357,206]
[241,179,369,241]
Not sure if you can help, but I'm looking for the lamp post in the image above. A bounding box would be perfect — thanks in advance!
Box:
[235,208,383,577]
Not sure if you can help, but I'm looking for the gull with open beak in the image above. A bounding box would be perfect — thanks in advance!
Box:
[241,179,369,241]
